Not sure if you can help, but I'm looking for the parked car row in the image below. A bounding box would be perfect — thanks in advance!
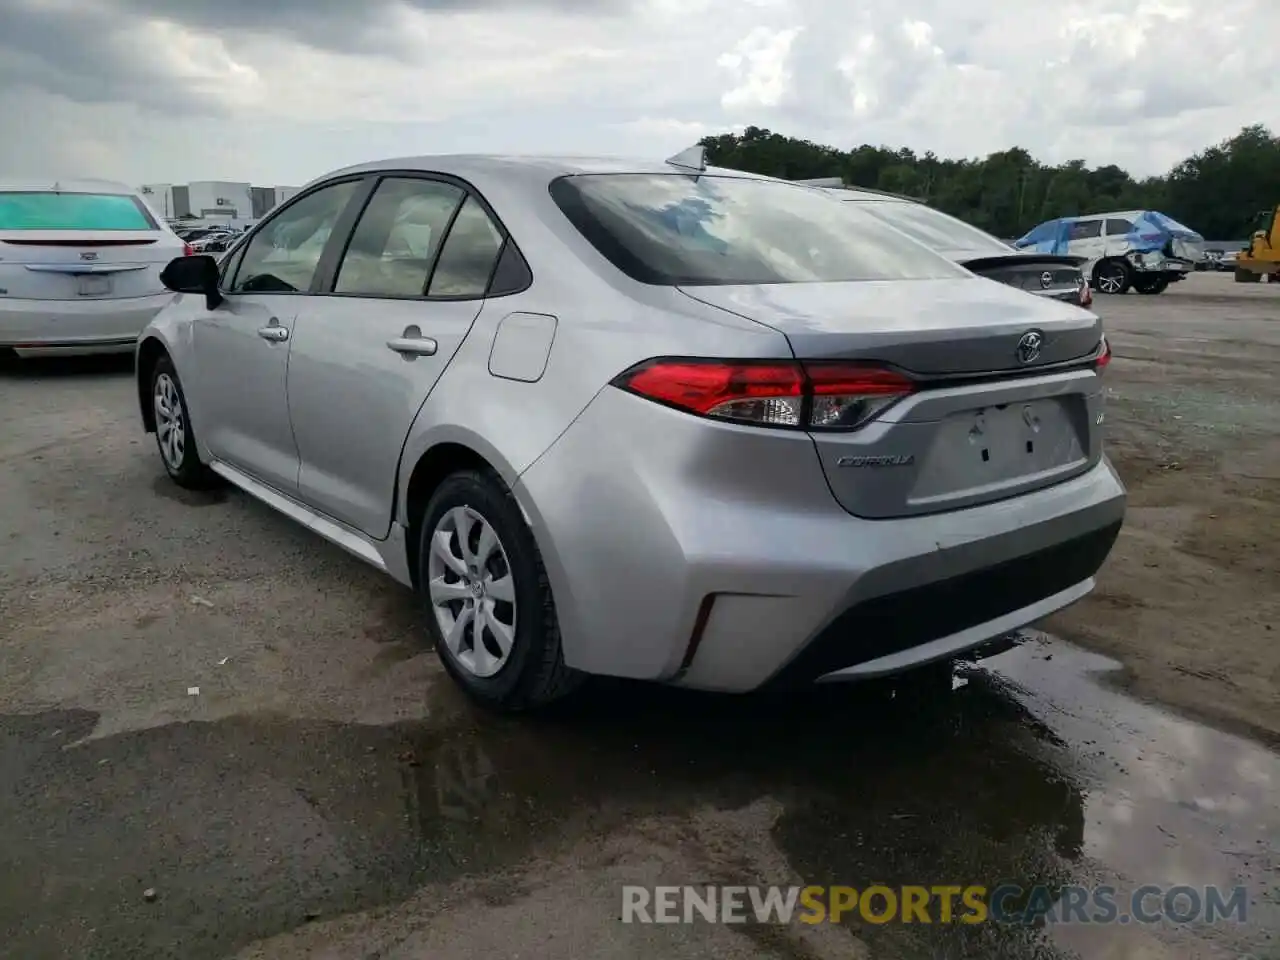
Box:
[172,224,247,253]
[133,148,1124,711]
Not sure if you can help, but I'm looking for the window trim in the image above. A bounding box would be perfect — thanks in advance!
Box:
[309,170,531,303]
[220,174,374,296]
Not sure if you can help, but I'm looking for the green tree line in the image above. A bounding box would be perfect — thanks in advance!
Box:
[699,124,1280,242]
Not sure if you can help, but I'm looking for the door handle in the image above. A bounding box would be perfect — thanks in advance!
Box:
[257,319,289,343]
[387,325,437,358]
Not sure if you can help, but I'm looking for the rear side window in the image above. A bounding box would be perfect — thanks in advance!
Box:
[549,174,965,285]
[427,196,505,298]
[1069,220,1102,240]
[0,192,157,231]
[334,178,465,297]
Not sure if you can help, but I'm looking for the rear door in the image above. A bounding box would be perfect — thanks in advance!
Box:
[191,178,365,496]
[287,174,514,538]
[0,190,182,301]
[1067,218,1106,262]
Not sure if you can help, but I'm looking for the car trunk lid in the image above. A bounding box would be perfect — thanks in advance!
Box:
[0,230,180,300]
[956,252,1085,302]
[677,277,1105,519]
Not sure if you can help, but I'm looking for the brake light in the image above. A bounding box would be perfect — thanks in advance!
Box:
[182,242,194,257]
[611,358,915,430]
[1094,336,1112,371]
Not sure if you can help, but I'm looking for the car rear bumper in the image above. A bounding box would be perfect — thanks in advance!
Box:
[0,293,173,356]
[515,387,1127,693]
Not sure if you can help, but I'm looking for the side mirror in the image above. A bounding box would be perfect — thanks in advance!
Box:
[160,254,223,310]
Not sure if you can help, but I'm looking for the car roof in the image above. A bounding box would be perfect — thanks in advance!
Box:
[309,154,784,191]
[0,178,139,195]
[1065,210,1146,222]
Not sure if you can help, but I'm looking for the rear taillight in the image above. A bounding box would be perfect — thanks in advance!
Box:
[611,358,915,430]
[182,242,194,257]
[1094,336,1112,372]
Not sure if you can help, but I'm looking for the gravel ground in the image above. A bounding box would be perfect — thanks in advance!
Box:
[0,270,1276,959]
[1047,271,1280,743]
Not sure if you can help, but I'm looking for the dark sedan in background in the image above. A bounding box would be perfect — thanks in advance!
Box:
[798,180,1092,308]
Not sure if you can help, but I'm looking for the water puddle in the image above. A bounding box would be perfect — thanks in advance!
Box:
[0,636,1274,959]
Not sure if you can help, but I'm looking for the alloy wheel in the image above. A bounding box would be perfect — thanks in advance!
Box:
[1095,262,1126,294]
[426,506,518,678]
[153,373,186,471]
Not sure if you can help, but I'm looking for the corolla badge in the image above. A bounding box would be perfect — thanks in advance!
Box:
[80,251,99,261]
[836,454,915,468]
[1016,330,1043,364]
[1039,271,1053,289]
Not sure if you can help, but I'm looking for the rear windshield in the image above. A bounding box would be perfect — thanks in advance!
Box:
[0,192,158,231]
[1143,211,1199,237]
[548,174,967,285]
[855,199,1011,257]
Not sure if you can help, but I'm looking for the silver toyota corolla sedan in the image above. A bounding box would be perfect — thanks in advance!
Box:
[136,149,1126,711]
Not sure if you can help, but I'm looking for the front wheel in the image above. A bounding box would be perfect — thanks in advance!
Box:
[150,356,218,489]
[418,469,583,712]
[1093,258,1132,295]
[1133,274,1169,295]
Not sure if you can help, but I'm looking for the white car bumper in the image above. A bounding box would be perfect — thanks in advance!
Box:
[0,293,174,357]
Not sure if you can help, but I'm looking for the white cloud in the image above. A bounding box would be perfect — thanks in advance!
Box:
[0,0,1275,185]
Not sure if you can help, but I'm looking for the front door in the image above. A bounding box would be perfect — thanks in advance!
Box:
[287,176,510,538]
[191,178,365,496]
[192,294,303,493]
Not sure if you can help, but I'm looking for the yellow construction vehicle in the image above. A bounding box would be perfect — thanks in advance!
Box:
[1234,205,1280,282]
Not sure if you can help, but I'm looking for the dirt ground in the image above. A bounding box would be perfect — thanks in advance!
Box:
[1046,271,1280,744]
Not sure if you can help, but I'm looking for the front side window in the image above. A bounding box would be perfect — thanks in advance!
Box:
[1104,218,1134,236]
[427,196,505,297]
[334,178,465,297]
[0,192,157,231]
[233,180,359,293]
[549,174,966,285]
[858,200,1010,256]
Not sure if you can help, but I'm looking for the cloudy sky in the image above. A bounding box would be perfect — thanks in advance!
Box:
[1,0,1273,187]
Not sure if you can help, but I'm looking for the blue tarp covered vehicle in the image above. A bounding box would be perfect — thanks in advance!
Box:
[1014,211,1205,295]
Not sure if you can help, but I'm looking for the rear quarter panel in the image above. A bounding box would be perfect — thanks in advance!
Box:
[394,166,790,524]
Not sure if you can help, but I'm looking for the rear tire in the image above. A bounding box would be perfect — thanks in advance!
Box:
[150,355,219,489]
[1093,258,1131,295]
[1133,274,1169,295]
[1235,267,1259,283]
[418,469,583,712]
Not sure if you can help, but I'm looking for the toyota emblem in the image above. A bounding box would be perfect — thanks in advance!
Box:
[1039,271,1053,289]
[1016,330,1043,364]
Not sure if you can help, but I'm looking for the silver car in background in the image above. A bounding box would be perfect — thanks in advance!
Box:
[1,179,188,358]
[137,150,1125,711]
